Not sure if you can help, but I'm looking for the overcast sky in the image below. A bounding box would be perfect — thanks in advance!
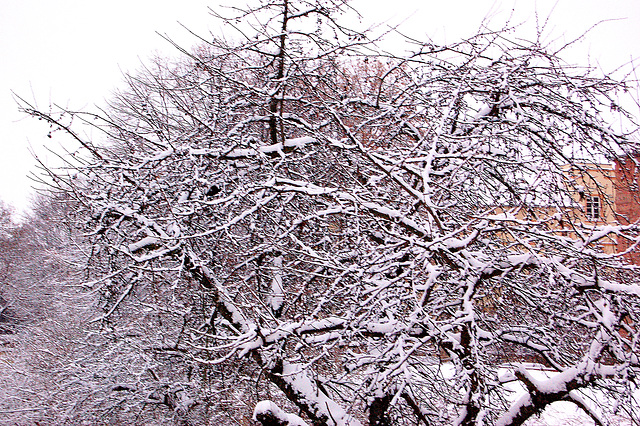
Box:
[1,0,639,212]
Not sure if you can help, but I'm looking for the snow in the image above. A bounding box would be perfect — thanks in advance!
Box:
[269,255,285,313]
[442,229,479,250]
[223,136,315,158]
[598,280,640,297]
[297,317,346,334]
[474,104,493,120]
[279,362,363,426]
[499,366,638,426]
[428,363,637,425]
[364,320,399,334]
[172,389,195,416]
[148,148,174,162]
[271,178,338,196]
[127,236,159,253]
[253,400,309,426]
[361,201,430,237]
[593,299,616,329]
[284,136,315,148]
[223,147,255,158]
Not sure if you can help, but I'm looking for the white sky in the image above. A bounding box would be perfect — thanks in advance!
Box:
[1,0,639,212]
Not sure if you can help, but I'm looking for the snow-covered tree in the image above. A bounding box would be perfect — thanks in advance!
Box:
[0,194,211,425]
[19,0,640,424]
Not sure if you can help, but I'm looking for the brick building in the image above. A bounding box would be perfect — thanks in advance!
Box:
[614,156,640,264]
[542,159,639,263]
[569,157,640,263]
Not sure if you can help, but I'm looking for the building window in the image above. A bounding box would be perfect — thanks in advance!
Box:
[586,195,601,220]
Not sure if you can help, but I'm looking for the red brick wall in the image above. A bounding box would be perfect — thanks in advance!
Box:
[615,156,640,263]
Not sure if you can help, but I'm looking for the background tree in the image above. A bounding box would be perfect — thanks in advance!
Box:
[0,194,91,424]
[17,0,640,424]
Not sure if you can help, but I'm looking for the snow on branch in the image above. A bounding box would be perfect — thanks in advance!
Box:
[254,400,309,426]
[222,137,316,159]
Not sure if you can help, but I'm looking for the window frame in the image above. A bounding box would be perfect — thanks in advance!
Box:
[585,195,601,220]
